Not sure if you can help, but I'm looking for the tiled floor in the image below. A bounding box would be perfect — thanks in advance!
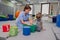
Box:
[0,20,60,40]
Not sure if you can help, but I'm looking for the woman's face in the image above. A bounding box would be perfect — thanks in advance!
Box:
[25,9,31,14]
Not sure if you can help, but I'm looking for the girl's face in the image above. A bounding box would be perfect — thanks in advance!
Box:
[36,13,42,19]
[25,9,31,14]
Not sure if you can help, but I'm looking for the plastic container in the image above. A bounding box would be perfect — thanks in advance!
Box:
[9,26,18,36]
[8,14,13,20]
[52,16,56,23]
[2,24,10,32]
[56,14,60,27]
[30,25,36,33]
[23,25,30,36]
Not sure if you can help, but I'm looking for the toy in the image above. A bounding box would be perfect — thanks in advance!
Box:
[15,10,20,18]
[2,24,10,32]
[9,26,18,36]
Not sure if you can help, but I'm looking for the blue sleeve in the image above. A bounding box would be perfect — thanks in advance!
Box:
[17,12,23,21]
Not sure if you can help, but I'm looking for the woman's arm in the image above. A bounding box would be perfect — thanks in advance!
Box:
[21,20,27,24]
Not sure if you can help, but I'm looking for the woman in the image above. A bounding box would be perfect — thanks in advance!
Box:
[16,5,33,30]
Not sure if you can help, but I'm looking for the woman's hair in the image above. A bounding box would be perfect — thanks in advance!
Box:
[36,12,42,19]
[24,4,31,11]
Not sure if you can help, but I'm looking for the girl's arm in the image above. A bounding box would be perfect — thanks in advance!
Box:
[21,20,26,24]
[40,22,43,29]
[40,21,46,31]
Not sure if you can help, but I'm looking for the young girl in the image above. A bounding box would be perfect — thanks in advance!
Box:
[36,12,43,32]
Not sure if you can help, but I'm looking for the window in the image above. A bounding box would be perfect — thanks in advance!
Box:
[29,5,33,14]
[42,4,49,15]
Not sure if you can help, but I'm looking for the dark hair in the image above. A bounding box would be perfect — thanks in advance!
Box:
[36,12,42,19]
[24,4,31,11]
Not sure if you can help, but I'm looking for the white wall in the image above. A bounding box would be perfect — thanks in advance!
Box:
[34,4,41,15]
[16,5,25,11]
[50,3,58,16]
[58,2,60,14]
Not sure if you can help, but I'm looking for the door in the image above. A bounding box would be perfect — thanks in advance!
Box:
[41,3,50,21]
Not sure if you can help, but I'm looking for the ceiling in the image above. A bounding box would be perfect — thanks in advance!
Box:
[2,0,59,5]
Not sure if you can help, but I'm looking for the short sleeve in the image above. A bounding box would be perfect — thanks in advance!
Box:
[19,14,24,21]
[17,12,24,21]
